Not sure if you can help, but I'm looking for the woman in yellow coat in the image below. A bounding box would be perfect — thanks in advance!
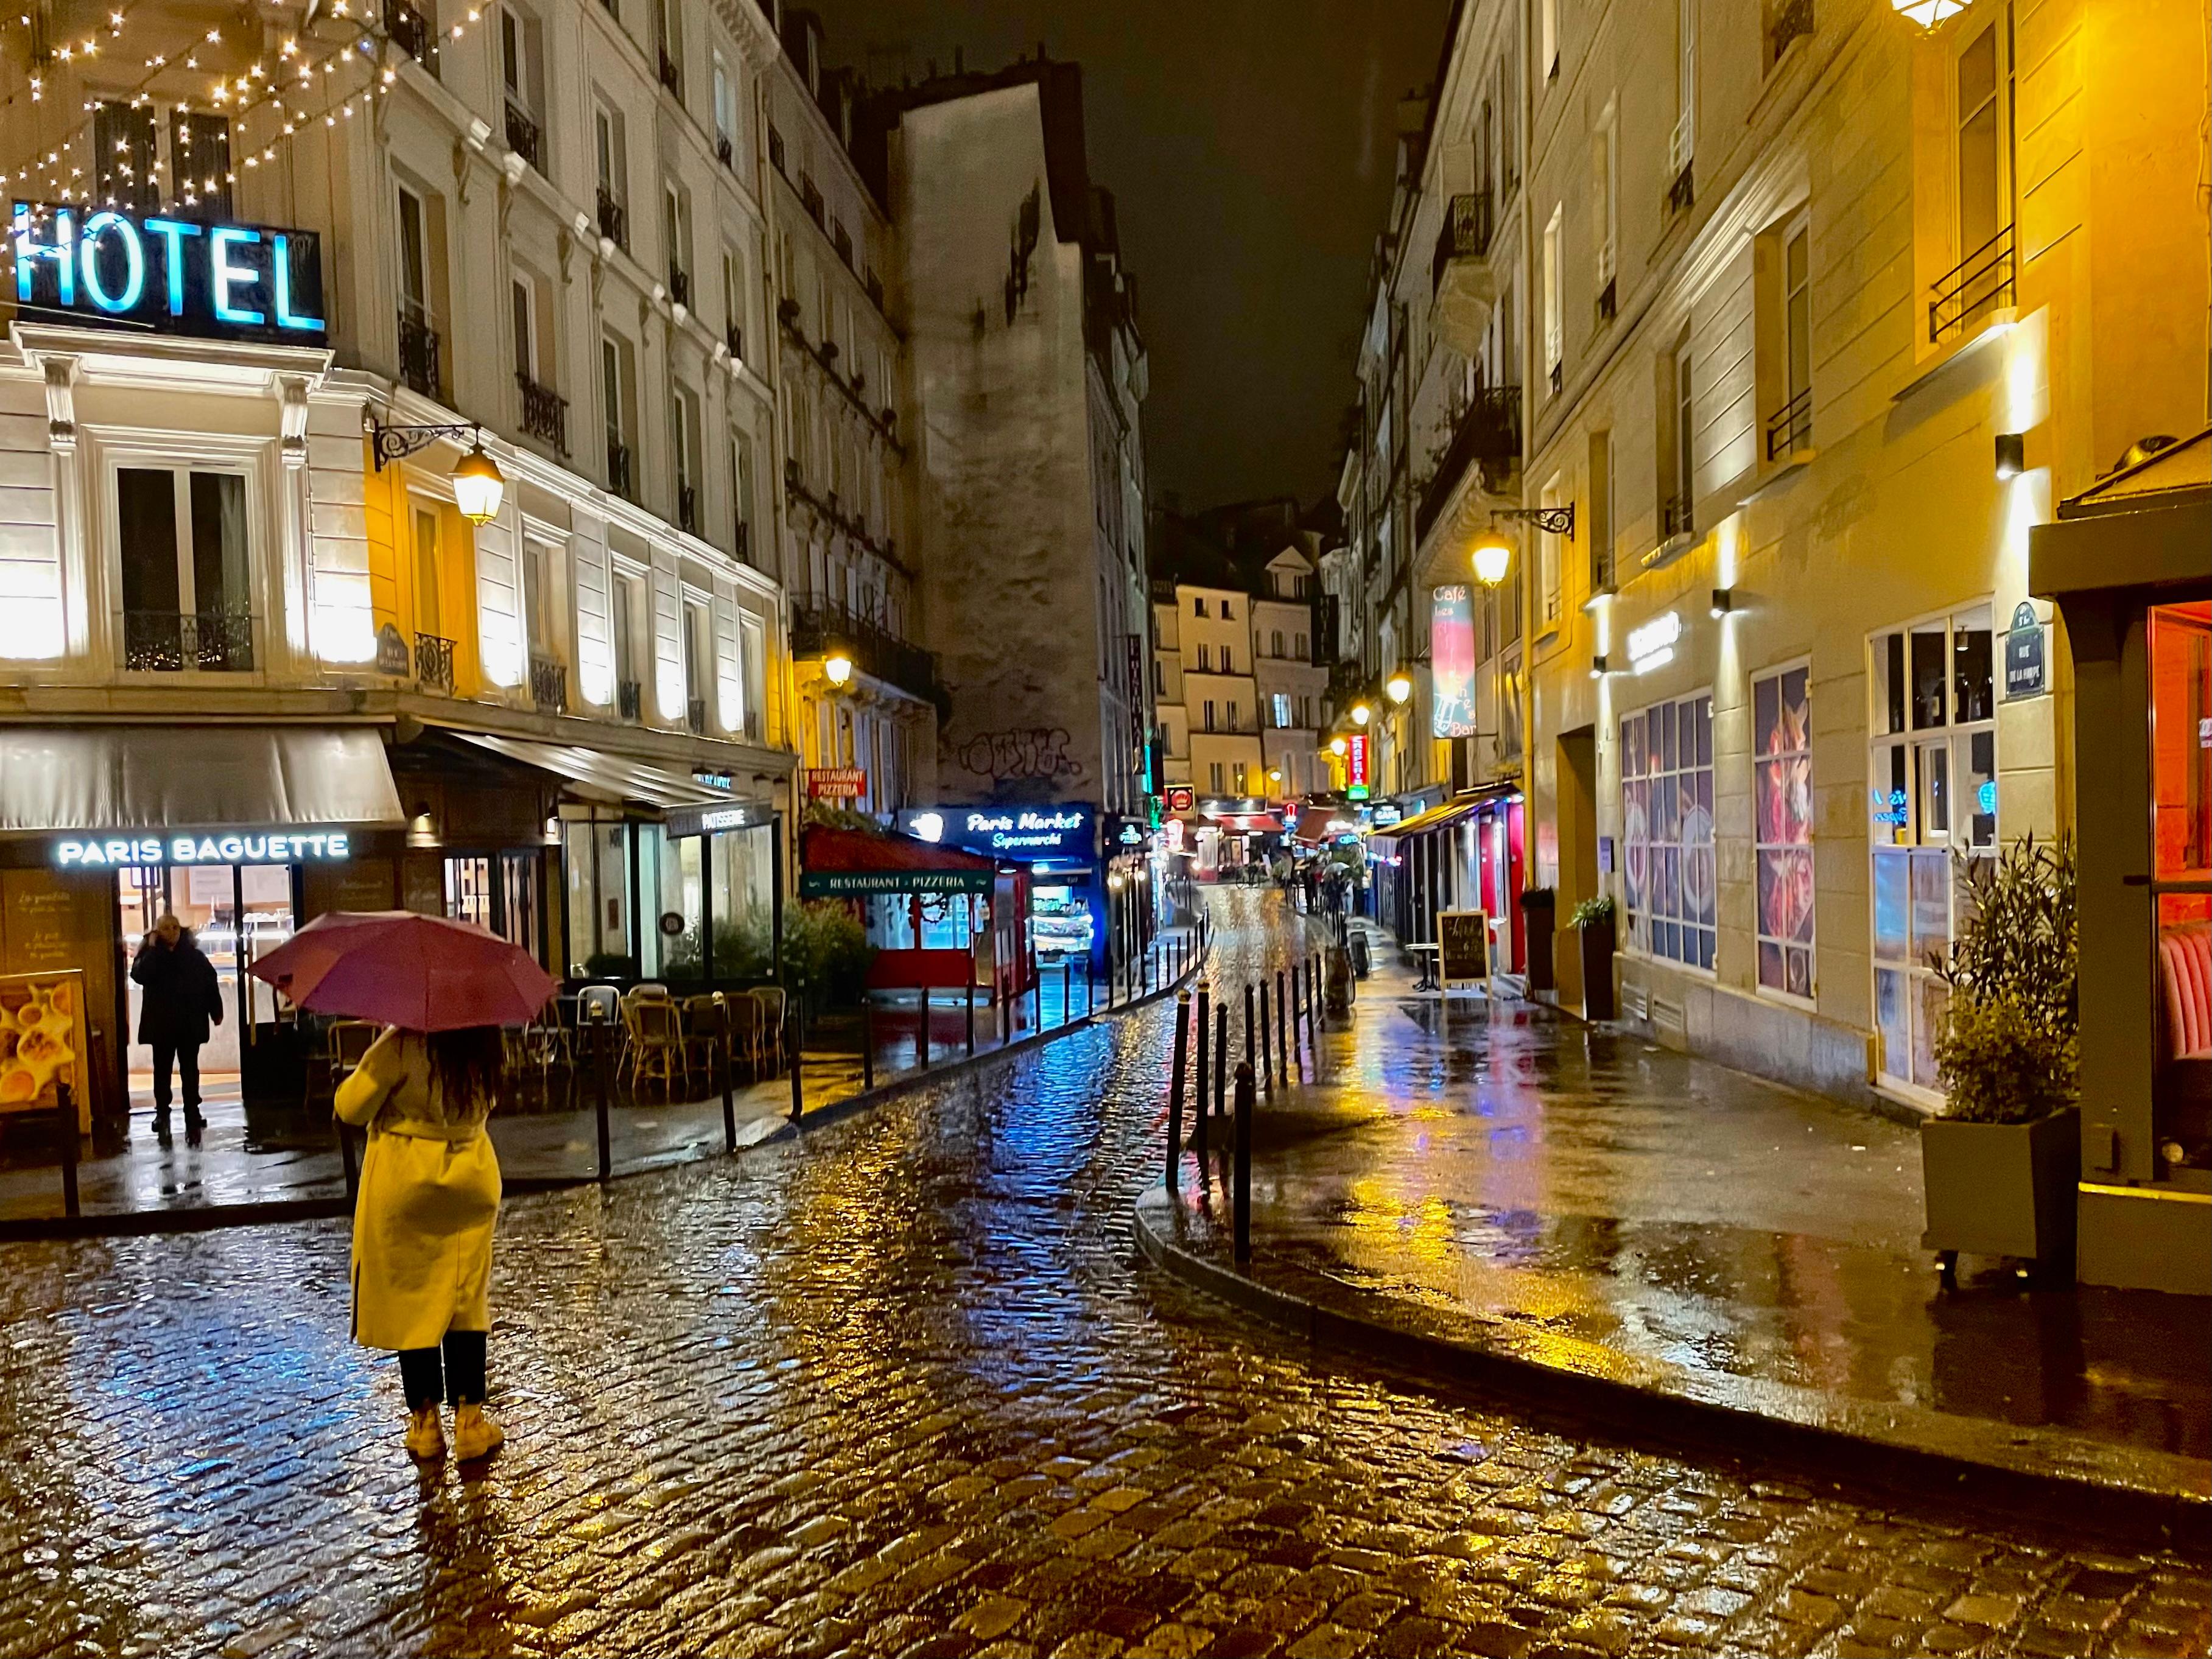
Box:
[335,1023,507,1461]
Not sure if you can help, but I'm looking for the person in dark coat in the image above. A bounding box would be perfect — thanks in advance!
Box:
[131,913,223,1131]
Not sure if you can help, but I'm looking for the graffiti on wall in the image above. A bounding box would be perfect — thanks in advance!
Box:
[957,728,1086,786]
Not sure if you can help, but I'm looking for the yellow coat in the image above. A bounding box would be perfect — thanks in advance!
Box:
[334,1028,502,1352]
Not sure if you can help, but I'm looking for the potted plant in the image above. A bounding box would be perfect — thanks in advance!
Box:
[1920,835,2079,1284]
[1519,887,1557,991]
[1570,894,1617,1020]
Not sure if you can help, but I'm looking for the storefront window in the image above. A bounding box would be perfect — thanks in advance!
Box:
[1754,664,1814,999]
[709,826,777,977]
[1869,604,1994,1099]
[2151,601,2210,1174]
[1620,692,1715,969]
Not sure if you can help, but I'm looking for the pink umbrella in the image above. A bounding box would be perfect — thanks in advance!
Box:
[247,910,558,1032]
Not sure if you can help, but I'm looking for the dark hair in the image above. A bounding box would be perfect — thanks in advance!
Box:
[424,1026,506,1115]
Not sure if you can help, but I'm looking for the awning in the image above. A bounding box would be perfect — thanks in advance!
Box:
[1207,813,1283,834]
[0,725,404,832]
[799,824,997,896]
[1293,805,1364,843]
[1385,796,1483,838]
[442,731,735,811]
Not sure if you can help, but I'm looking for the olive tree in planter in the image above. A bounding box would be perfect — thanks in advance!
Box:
[1920,835,2079,1285]
[1570,894,1617,1021]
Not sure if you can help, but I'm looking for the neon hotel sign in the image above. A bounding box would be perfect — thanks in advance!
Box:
[55,830,353,867]
[12,202,328,344]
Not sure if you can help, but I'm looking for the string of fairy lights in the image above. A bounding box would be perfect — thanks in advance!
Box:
[3,0,494,230]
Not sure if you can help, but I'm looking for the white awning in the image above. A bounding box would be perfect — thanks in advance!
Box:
[440,731,736,810]
[0,725,404,833]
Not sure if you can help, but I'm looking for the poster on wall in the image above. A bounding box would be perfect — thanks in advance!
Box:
[0,969,89,1126]
[1431,585,1479,738]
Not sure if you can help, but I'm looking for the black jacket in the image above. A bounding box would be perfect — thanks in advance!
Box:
[132,933,223,1047]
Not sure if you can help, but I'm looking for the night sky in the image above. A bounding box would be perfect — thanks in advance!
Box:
[829,1,1452,514]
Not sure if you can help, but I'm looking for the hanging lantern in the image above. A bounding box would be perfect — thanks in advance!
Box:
[450,440,505,525]
[1891,0,1967,27]
[1470,528,1512,587]
[1385,673,1413,704]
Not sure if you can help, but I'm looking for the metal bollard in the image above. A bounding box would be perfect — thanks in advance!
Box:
[966,978,977,1055]
[1193,983,1211,1158]
[54,1084,80,1219]
[1214,1000,1229,1120]
[787,1006,804,1124]
[915,988,927,1070]
[863,997,876,1092]
[1233,1060,1254,1264]
[1258,981,1273,1094]
[593,1020,614,1182]
[1276,970,1289,1081]
[1167,990,1190,1192]
[721,1025,738,1152]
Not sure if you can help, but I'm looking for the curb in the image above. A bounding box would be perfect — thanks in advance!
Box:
[0,955,1201,1245]
[1131,1187,2211,1550]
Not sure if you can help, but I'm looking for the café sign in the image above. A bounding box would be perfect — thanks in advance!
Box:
[12,202,328,346]
[54,828,353,866]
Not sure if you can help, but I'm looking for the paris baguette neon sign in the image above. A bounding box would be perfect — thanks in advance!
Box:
[11,202,327,343]
[54,829,353,866]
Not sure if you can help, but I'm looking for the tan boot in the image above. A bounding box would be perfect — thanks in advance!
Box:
[404,1405,445,1461]
[452,1402,505,1461]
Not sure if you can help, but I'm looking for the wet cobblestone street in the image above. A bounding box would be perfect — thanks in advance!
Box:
[1,894,2205,1658]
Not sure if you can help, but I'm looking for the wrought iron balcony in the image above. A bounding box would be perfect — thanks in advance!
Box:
[790,598,946,710]
[716,133,733,167]
[517,372,567,454]
[606,434,634,502]
[686,696,708,736]
[504,101,541,172]
[800,176,824,227]
[1596,276,1617,323]
[1929,224,2014,344]
[530,654,567,714]
[677,482,698,535]
[1662,492,1696,541]
[384,0,435,72]
[768,125,785,175]
[617,678,643,722]
[1766,387,1812,462]
[726,322,744,362]
[668,264,690,307]
[1667,162,1696,216]
[1414,385,1522,542]
[658,49,681,97]
[415,631,455,693]
[1430,191,1495,293]
[397,310,440,398]
[595,188,627,250]
[734,521,751,564]
[124,607,254,673]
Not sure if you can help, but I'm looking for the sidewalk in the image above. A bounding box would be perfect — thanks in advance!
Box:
[1142,903,2210,1520]
[0,924,1199,1233]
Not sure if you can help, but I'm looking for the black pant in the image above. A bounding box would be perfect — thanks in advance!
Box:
[398,1330,488,1410]
[150,1041,202,1112]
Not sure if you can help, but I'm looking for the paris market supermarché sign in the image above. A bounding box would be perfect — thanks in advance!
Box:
[11,202,328,345]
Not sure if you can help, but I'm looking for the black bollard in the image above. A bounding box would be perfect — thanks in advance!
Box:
[1276,970,1289,1081]
[1243,982,1256,1084]
[1233,1061,1254,1264]
[593,1020,614,1182]
[966,978,977,1055]
[787,1005,804,1124]
[1214,1001,1229,1121]
[914,988,927,1070]
[1193,984,1210,1158]
[1168,990,1190,1192]
[54,1084,79,1219]
[1259,981,1273,1094]
[863,997,876,1091]
[720,1017,738,1152]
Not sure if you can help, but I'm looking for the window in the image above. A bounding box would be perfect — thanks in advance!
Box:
[1294,632,1308,658]
[1542,206,1564,391]
[712,52,737,155]
[1271,629,1284,657]
[1589,429,1615,593]
[1221,645,1235,675]
[169,111,232,217]
[1197,642,1211,671]
[1539,474,1563,627]
[413,505,443,638]
[1674,0,1699,174]
[602,334,636,498]
[671,386,701,526]
[1754,664,1814,998]
[613,573,642,693]
[1956,24,2005,269]
[1666,338,1696,535]
[731,430,756,554]
[1621,692,1715,970]
[1203,700,1216,733]
[1210,761,1225,793]
[1272,692,1292,728]
[738,611,767,741]
[522,539,553,656]
[722,247,745,354]
[115,466,253,672]
[1766,214,1813,459]
[1221,600,1235,621]
[397,187,432,327]
[1234,763,1249,794]
[683,599,709,706]
[663,183,690,291]
[2150,603,2211,1164]
[1869,606,1996,1098]
[94,102,160,212]
[511,279,536,379]
[1540,0,1559,79]
[1226,701,1240,732]
[1594,102,1618,300]
[594,101,627,239]
[1193,596,1207,618]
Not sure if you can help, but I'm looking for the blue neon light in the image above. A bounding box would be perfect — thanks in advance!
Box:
[78,212,145,313]
[271,233,323,332]
[209,227,265,324]
[141,217,204,315]
[13,206,74,305]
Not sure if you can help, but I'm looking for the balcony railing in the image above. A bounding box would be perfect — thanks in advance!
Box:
[595,188,627,250]
[1596,276,1617,323]
[384,0,435,72]
[1667,162,1695,216]
[397,310,440,398]
[800,176,824,226]
[1662,492,1696,541]
[686,696,708,736]
[726,322,744,362]
[530,654,567,714]
[657,49,681,97]
[677,482,698,535]
[606,434,634,501]
[617,678,643,722]
[716,133,733,167]
[1929,224,2015,344]
[768,125,785,174]
[504,101,541,172]
[734,520,751,564]
[1430,191,1494,293]
[790,599,945,709]
[1768,0,1814,65]
[415,631,455,693]
[668,264,690,307]
[1414,385,1522,542]
[517,372,567,454]
[124,607,254,673]
[1766,387,1812,462]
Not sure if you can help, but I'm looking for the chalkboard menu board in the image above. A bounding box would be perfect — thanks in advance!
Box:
[1437,909,1490,986]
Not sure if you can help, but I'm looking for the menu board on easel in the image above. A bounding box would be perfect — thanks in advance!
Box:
[1436,908,1491,989]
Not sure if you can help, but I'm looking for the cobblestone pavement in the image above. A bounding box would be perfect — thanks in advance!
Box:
[0,891,2203,1658]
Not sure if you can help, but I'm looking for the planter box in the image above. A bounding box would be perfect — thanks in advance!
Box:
[1520,893,1556,992]
[1920,1107,2079,1270]
[1579,925,1617,1021]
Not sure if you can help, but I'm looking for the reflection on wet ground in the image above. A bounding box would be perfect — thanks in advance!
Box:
[1207,900,2210,1461]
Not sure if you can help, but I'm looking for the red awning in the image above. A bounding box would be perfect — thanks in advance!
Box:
[799,824,997,896]
[1294,806,1361,843]
[1209,813,1283,833]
